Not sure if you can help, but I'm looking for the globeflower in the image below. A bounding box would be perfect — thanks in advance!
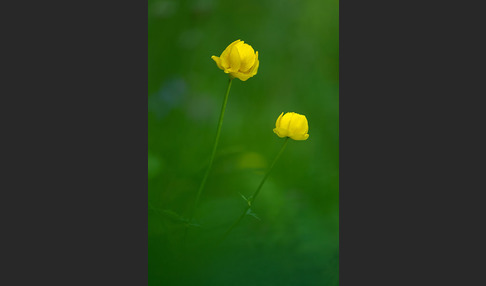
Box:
[223,111,309,240]
[211,39,259,81]
[190,39,258,228]
[273,112,309,141]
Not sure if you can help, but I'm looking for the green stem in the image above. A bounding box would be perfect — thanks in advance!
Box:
[189,77,233,222]
[221,137,289,242]
[249,138,289,205]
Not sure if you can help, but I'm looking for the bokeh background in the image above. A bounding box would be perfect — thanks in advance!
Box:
[148,0,339,285]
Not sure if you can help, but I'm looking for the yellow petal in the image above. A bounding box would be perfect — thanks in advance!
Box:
[220,54,230,70]
[289,114,308,135]
[230,71,251,81]
[220,40,241,70]
[236,43,255,72]
[220,40,241,59]
[290,133,309,141]
[249,51,259,76]
[275,112,284,129]
[211,55,224,70]
[273,127,288,138]
[227,44,241,72]
[279,112,295,133]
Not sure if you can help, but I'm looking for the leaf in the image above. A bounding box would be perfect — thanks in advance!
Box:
[149,202,201,228]
[239,192,252,206]
[239,192,248,201]
[245,208,261,221]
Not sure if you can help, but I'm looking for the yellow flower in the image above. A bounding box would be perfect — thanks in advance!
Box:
[273,112,309,141]
[211,39,259,81]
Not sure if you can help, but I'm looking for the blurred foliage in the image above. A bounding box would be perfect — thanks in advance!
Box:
[149,0,339,285]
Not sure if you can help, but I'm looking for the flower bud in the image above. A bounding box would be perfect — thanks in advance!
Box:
[273,112,309,141]
[211,39,259,81]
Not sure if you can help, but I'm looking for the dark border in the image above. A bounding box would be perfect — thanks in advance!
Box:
[17,0,150,283]
[339,1,481,284]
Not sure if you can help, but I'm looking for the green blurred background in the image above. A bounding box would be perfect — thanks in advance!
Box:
[148,0,338,285]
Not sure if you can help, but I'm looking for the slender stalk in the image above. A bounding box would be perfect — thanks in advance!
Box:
[189,77,233,222]
[221,207,249,242]
[249,138,289,205]
[220,137,289,242]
